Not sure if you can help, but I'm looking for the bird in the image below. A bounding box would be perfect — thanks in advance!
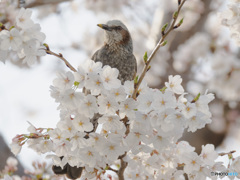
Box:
[52,158,83,179]
[92,20,137,84]
[52,20,137,179]
[90,19,137,135]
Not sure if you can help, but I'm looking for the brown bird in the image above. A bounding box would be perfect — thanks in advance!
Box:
[92,20,137,83]
[52,20,137,179]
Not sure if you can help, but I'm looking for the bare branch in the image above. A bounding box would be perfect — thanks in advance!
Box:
[24,0,71,8]
[45,49,77,72]
[132,0,187,99]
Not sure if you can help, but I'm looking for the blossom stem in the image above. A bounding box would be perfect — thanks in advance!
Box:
[132,0,186,99]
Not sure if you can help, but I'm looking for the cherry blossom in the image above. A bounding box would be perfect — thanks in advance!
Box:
[0,8,46,65]
[72,114,93,132]
[165,75,184,94]
[200,144,218,166]
[98,95,119,115]
[100,65,121,90]
[0,29,22,51]
[53,71,74,90]
[16,8,34,29]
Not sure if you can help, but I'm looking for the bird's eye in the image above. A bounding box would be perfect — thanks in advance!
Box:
[115,26,122,30]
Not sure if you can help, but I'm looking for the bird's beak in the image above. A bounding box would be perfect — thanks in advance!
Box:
[97,24,112,31]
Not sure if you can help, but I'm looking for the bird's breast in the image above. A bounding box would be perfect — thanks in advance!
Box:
[95,47,136,83]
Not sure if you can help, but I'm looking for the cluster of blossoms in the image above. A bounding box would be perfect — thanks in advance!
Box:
[0,157,59,180]
[172,29,240,102]
[172,32,211,73]
[0,0,18,25]
[0,8,46,65]
[220,0,240,45]
[10,59,240,179]
[0,157,19,180]
[208,49,240,102]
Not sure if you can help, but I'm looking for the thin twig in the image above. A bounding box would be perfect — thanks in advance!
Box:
[107,167,118,173]
[219,150,236,156]
[132,0,186,99]
[45,49,77,72]
[24,0,71,8]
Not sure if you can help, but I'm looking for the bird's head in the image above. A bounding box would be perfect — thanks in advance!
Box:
[97,20,133,52]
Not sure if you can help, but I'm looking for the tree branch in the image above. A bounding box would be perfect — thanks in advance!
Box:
[24,0,71,8]
[219,150,236,156]
[132,0,187,99]
[107,166,118,173]
[117,154,128,180]
[45,49,77,72]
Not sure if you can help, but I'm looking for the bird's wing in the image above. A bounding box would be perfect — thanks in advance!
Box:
[91,49,100,61]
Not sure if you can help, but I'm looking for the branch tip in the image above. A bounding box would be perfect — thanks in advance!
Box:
[178,0,182,6]
[143,52,148,63]
[131,0,186,99]
[43,43,50,51]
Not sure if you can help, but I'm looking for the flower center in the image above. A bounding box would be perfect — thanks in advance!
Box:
[105,77,110,82]
[86,101,92,107]
[19,18,25,22]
